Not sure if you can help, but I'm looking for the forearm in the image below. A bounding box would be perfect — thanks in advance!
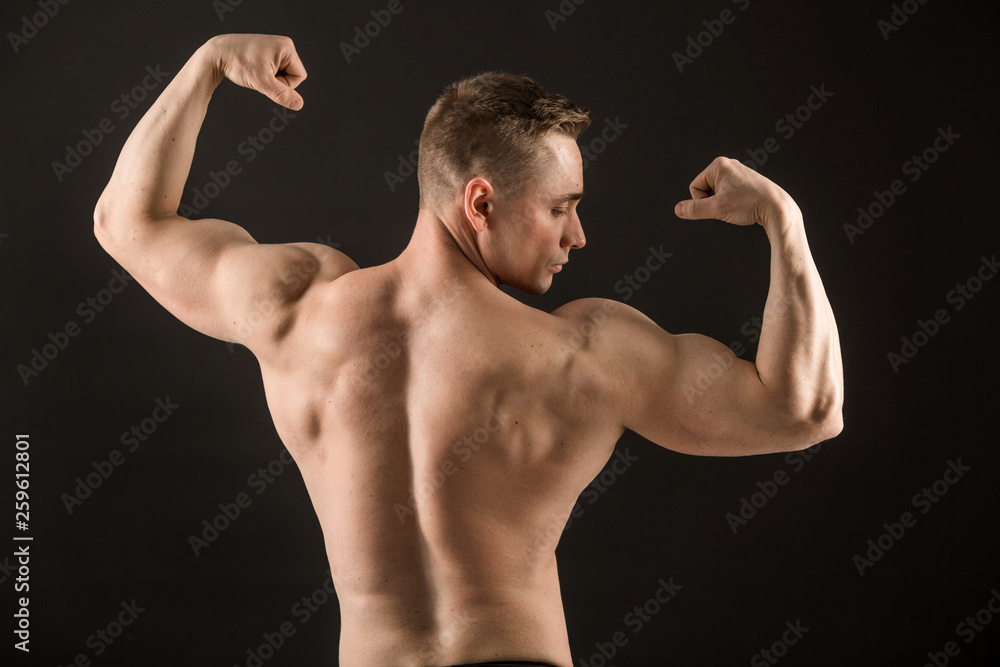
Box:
[755,204,844,430]
[95,39,222,232]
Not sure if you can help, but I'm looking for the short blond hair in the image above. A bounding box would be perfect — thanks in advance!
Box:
[417,72,591,211]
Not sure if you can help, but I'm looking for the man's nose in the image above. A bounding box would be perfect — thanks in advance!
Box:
[566,213,586,250]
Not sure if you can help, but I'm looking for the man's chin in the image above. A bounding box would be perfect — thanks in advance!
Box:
[504,275,552,296]
[528,275,554,295]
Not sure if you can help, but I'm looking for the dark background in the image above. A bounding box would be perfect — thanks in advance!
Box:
[2,0,998,665]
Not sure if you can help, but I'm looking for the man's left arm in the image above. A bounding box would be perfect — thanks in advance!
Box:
[559,158,844,456]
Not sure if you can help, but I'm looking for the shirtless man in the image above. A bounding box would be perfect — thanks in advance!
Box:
[94,34,844,667]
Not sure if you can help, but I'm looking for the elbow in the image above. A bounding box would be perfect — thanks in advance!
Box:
[785,392,844,451]
[93,195,117,251]
[806,408,843,445]
[93,196,108,238]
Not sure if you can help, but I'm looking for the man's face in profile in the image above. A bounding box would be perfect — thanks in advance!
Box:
[481,132,587,295]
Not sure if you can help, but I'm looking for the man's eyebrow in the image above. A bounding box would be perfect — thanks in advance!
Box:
[552,192,584,203]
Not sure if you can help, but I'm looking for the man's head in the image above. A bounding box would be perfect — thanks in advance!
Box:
[418,72,591,294]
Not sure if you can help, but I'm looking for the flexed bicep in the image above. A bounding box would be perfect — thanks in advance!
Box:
[561,298,823,457]
[96,213,357,352]
[625,330,800,457]
[93,36,357,356]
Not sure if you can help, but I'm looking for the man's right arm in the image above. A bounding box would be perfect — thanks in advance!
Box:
[94,35,358,356]
[557,158,844,456]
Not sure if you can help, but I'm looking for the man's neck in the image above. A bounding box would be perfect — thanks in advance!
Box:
[398,207,500,289]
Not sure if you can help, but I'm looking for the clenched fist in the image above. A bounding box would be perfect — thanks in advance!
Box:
[674,157,799,231]
[206,33,307,110]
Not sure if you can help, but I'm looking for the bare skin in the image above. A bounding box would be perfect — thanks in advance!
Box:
[94,35,844,666]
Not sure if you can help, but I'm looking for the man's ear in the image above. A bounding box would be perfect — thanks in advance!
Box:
[463,177,494,232]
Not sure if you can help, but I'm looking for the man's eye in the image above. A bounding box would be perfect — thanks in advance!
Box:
[552,209,567,217]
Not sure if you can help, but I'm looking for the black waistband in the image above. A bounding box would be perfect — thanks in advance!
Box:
[446,662,558,667]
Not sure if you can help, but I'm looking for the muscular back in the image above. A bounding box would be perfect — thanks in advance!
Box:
[94,33,842,667]
[259,261,624,664]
